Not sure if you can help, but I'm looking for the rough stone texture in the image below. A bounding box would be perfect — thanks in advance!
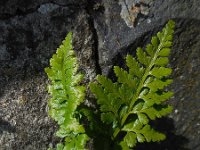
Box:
[0,0,200,149]
[0,1,88,149]
[72,9,101,108]
[93,0,200,74]
[118,0,150,28]
[169,19,200,150]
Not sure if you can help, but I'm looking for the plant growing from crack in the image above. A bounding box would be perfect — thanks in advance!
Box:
[45,20,175,150]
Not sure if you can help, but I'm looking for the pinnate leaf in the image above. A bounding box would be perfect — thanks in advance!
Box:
[90,20,175,149]
[45,32,89,149]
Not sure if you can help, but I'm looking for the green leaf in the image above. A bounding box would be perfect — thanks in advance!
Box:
[136,47,151,66]
[79,108,103,132]
[154,57,169,66]
[90,82,122,124]
[162,41,172,48]
[141,125,166,142]
[158,48,171,56]
[124,132,137,147]
[132,102,144,112]
[141,91,174,107]
[114,66,138,89]
[90,20,175,149]
[75,134,89,149]
[120,141,131,150]
[56,143,64,150]
[138,113,149,125]
[146,44,154,57]
[145,78,173,92]
[136,133,145,143]
[45,32,89,149]
[118,84,134,105]
[56,127,70,138]
[151,36,159,48]
[142,105,173,120]
[101,112,115,124]
[96,75,119,94]
[122,119,143,132]
[126,55,144,78]
[150,67,172,78]
[119,106,128,119]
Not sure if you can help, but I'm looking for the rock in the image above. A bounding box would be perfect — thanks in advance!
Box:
[72,9,100,109]
[0,0,200,149]
[92,0,200,149]
[0,1,79,149]
[37,3,60,15]
[118,0,150,28]
[0,0,87,19]
[93,0,200,74]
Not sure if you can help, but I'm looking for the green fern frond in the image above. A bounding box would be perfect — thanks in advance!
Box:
[90,20,175,149]
[45,32,89,150]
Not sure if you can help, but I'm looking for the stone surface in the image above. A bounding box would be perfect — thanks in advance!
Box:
[93,0,200,75]
[0,1,88,149]
[92,0,200,149]
[0,0,200,149]
[118,0,150,28]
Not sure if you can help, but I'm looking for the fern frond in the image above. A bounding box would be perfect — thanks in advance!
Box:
[90,20,175,149]
[45,32,89,150]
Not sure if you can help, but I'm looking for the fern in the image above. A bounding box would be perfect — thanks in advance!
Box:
[45,32,89,150]
[45,20,175,150]
[90,20,175,149]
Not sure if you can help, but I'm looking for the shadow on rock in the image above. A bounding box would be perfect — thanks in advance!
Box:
[135,117,189,150]
[0,118,16,134]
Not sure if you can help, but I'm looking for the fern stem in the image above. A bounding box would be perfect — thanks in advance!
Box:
[113,127,120,140]
[113,30,168,139]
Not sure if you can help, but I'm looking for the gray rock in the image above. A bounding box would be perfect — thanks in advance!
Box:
[38,3,59,14]
[118,0,150,28]
[0,1,78,149]
[0,0,200,149]
[94,0,200,74]
[93,0,200,149]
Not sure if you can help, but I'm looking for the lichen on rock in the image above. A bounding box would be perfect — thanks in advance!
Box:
[118,0,150,28]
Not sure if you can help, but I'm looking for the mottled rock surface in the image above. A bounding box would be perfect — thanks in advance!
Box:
[0,0,200,149]
[0,1,88,149]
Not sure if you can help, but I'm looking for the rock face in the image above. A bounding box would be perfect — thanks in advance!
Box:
[0,0,199,150]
